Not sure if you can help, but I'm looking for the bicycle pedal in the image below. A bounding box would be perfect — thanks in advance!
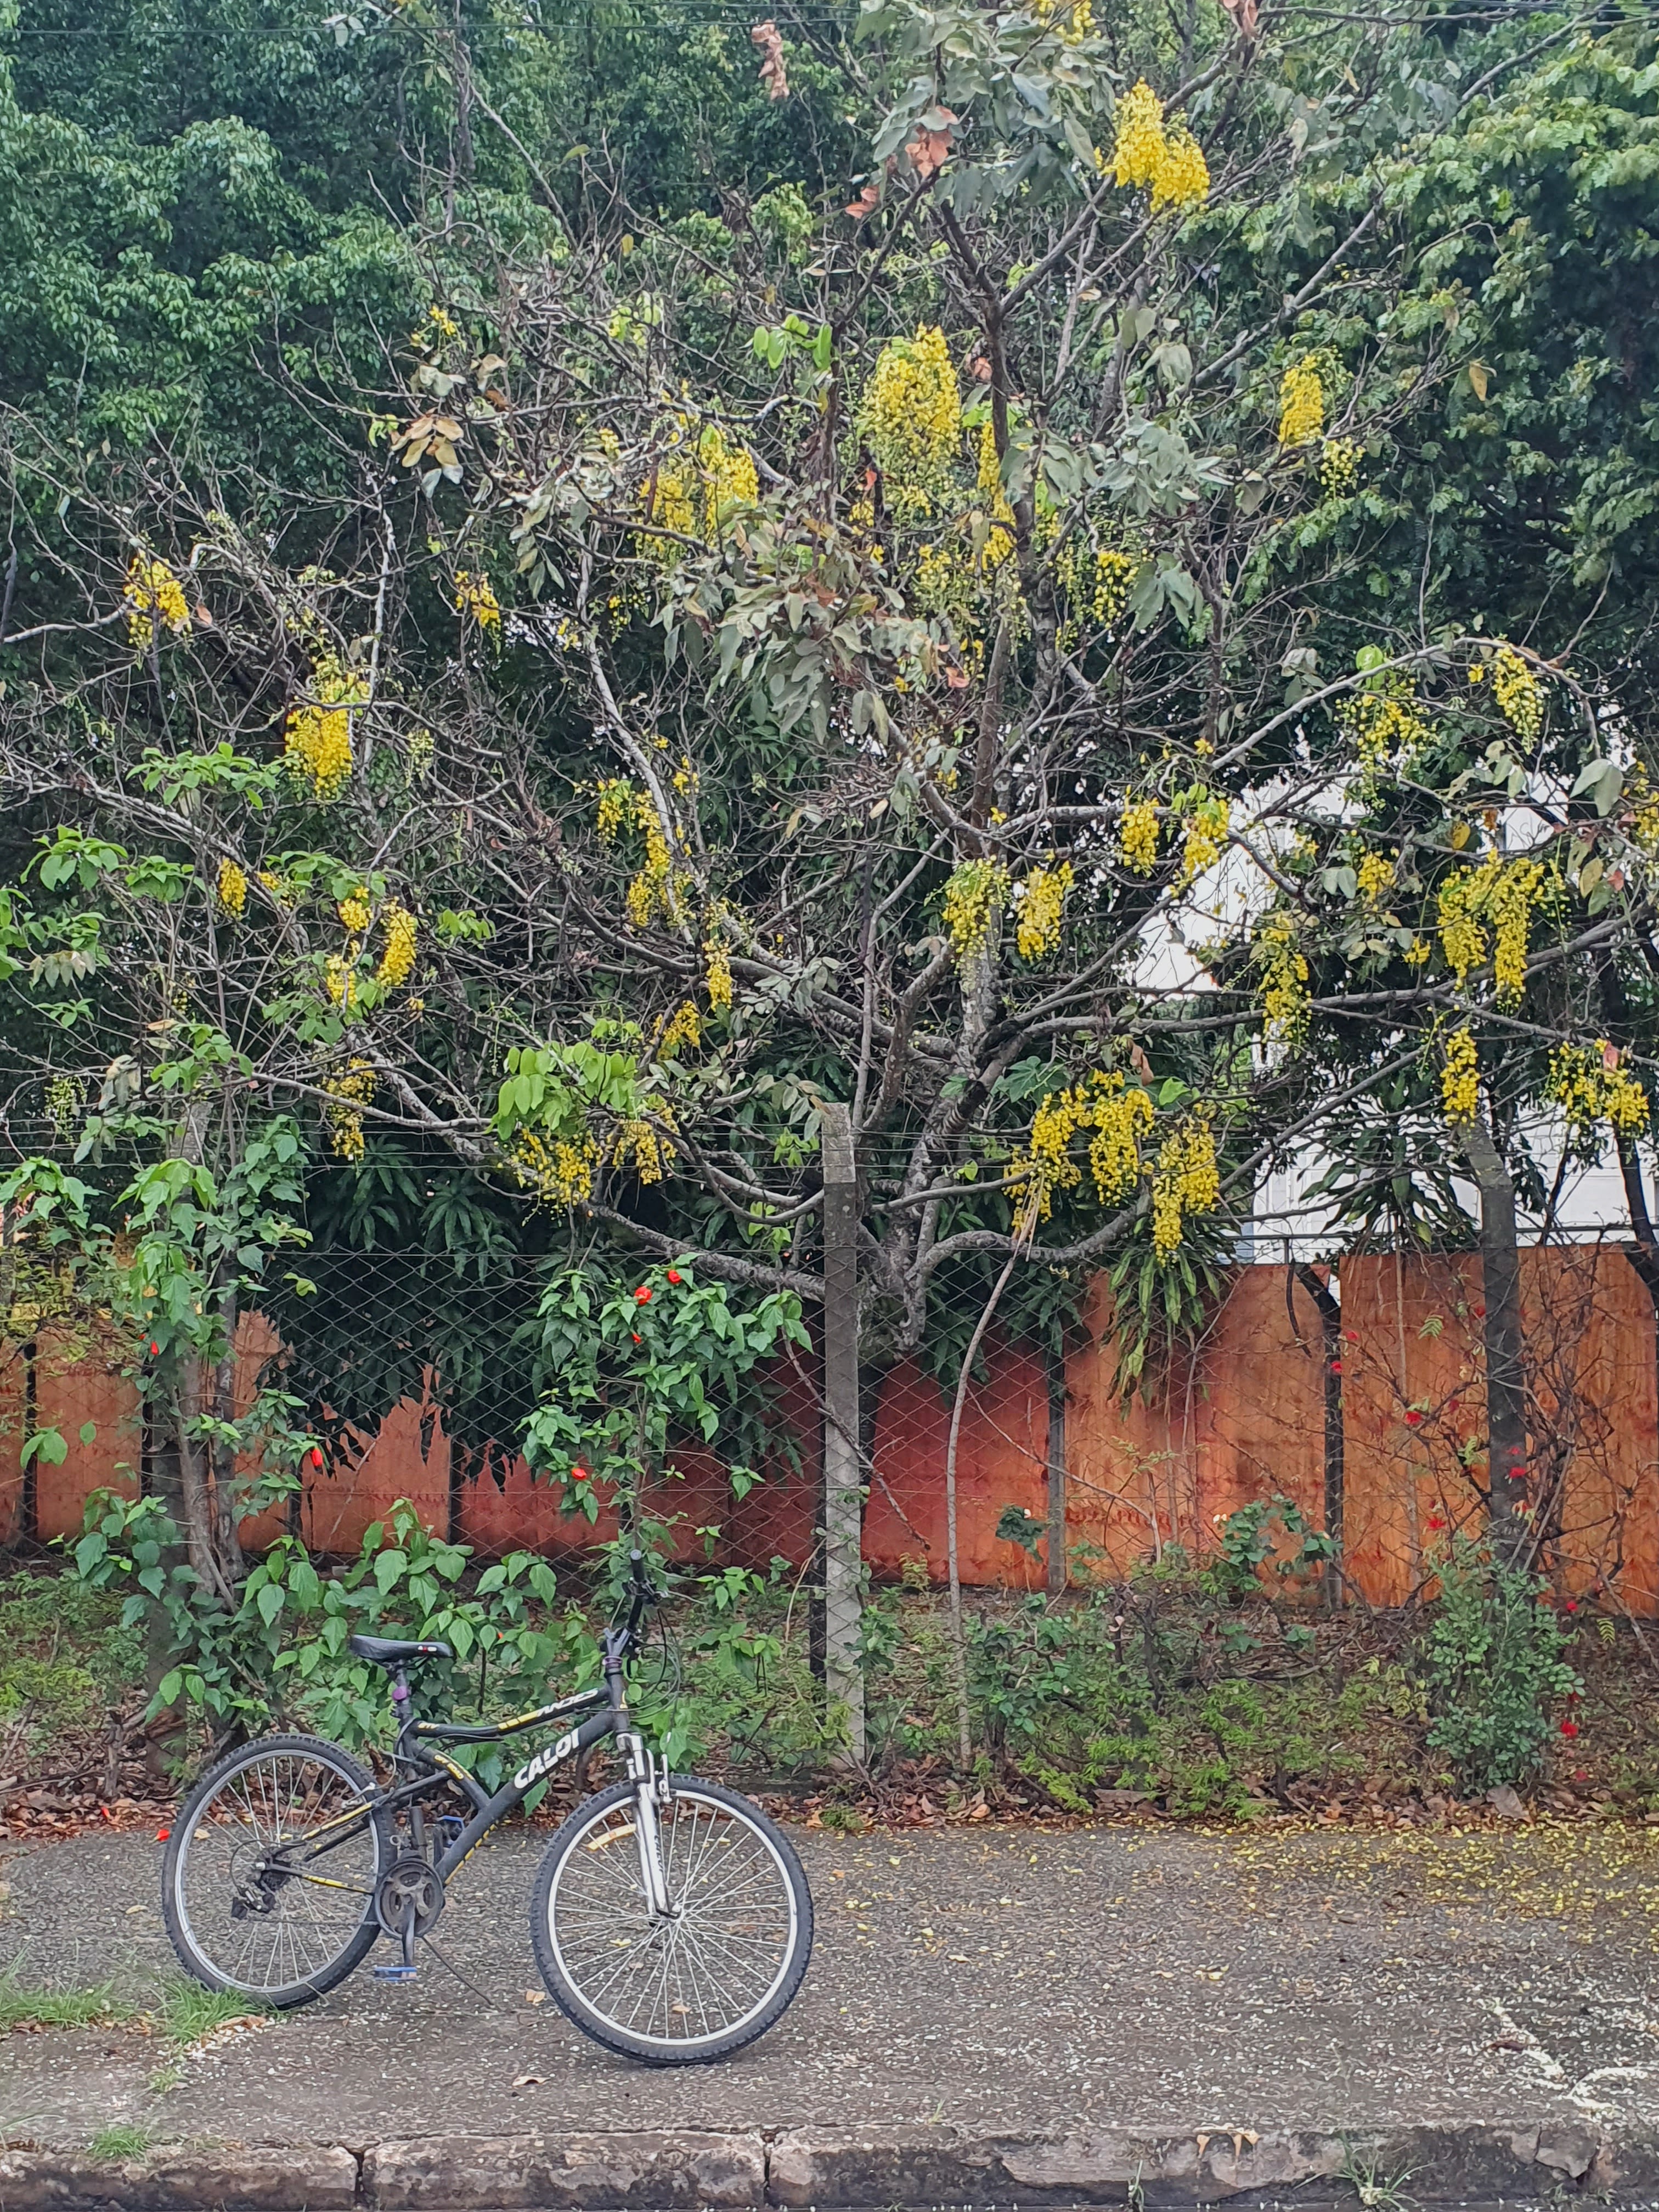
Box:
[373,1964,418,1983]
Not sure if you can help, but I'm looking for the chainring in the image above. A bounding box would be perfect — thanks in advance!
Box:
[374,1853,445,1938]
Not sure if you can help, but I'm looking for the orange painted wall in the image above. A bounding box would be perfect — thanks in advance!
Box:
[7,1257,1657,1613]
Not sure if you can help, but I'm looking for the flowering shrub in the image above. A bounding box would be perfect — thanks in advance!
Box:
[1418,1536,1580,1788]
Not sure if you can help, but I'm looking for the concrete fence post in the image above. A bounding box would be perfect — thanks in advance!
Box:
[819,1102,865,1763]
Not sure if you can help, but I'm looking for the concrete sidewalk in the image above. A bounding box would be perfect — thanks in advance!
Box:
[2,1814,1658,2204]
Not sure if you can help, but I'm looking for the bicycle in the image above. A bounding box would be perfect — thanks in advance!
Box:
[159,1554,814,2064]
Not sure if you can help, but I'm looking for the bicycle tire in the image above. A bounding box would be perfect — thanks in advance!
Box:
[161,1732,390,2008]
[531,1775,813,2064]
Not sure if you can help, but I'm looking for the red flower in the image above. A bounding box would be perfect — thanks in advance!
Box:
[1343,1330,1359,1344]
[156,1828,171,1841]
[631,1332,642,1344]
[635,1285,653,1304]
[149,1341,160,1356]
[571,1464,589,1482]
[1330,1359,1343,1375]
[1404,1409,1423,1426]
[1560,1719,1580,1739]
[309,1447,324,1470]
[1427,1515,1446,1532]
[667,1269,682,1285]
[1474,1304,1486,1319]
[1565,1599,1579,1613]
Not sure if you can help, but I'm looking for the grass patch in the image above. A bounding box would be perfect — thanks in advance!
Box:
[0,1972,132,2032]
[87,2123,151,2163]
[157,1977,268,2046]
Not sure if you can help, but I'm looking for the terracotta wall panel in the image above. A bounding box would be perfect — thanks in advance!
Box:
[32,1323,141,1541]
[0,1340,24,1544]
[865,1338,1048,1587]
[302,1390,450,1556]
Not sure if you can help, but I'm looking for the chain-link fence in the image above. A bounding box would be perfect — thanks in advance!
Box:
[2,1231,1657,1616]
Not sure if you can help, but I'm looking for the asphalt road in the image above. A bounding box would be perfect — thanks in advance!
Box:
[3,1815,1659,2151]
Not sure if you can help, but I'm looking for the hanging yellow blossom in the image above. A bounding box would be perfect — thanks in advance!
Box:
[943,859,1011,959]
[597,778,636,841]
[1103,81,1207,212]
[1356,849,1395,902]
[284,654,363,801]
[1119,798,1160,876]
[510,1129,600,1208]
[612,1116,674,1184]
[1488,858,1542,1006]
[1012,1071,1156,1226]
[454,570,501,634]
[1546,1040,1650,1139]
[215,859,248,918]
[860,326,962,501]
[323,954,357,1011]
[974,419,1017,566]
[1150,1111,1221,1260]
[258,868,295,909]
[124,554,190,652]
[1441,1025,1479,1126]
[1015,862,1074,961]
[1255,912,1310,1043]
[324,1059,376,1163]
[377,903,417,988]
[1492,646,1542,743]
[658,1001,702,1058]
[1278,358,1324,447]
[645,423,760,551]
[338,889,371,934]
[1179,793,1230,887]
[704,929,733,1013]
[1319,438,1361,498]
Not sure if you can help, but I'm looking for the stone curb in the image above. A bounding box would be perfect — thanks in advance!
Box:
[0,2121,1654,2209]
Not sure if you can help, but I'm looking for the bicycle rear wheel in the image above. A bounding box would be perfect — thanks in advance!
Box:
[531,1775,812,2064]
[162,1733,388,2008]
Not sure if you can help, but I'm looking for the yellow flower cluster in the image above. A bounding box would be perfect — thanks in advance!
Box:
[647,423,759,549]
[1179,793,1230,887]
[1319,438,1361,498]
[975,420,1017,567]
[285,655,363,800]
[1441,1025,1479,1126]
[125,554,190,652]
[1057,540,1138,640]
[1546,1041,1650,1139]
[324,1059,376,1163]
[658,1000,702,1058]
[1356,849,1395,901]
[861,326,962,498]
[1014,1071,1155,1225]
[704,928,733,1013]
[1106,82,1209,213]
[338,890,371,934]
[613,1116,674,1185]
[1438,853,1541,1007]
[1492,646,1542,743]
[454,571,501,634]
[1150,1111,1221,1260]
[258,868,294,909]
[324,954,357,1011]
[1015,862,1074,961]
[510,1129,599,1209]
[1278,359,1324,447]
[1627,771,1659,855]
[1255,912,1310,1043]
[377,903,417,988]
[1119,798,1160,876]
[596,778,637,840]
[943,859,1011,959]
[216,859,248,918]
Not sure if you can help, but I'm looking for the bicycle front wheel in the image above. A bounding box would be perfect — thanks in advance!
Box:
[162,1733,388,2008]
[531,1776,813,2064]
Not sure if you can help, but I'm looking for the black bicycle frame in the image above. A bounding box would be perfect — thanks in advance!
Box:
[382,1622,641,1884]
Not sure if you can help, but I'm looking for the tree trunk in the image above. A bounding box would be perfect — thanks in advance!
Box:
[1293,1262,1345,1607]
[1462,1111,1530,1566]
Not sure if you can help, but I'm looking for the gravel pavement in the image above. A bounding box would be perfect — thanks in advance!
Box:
[2,1815,1658,2153]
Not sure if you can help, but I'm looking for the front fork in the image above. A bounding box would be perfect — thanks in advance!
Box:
[620,1730,676,1921]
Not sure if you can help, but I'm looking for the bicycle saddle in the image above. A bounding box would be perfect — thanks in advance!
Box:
[349,1634,453,1668]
